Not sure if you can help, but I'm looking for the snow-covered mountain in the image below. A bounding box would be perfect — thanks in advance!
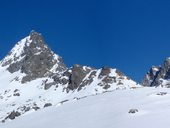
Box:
[0,31,138,123]
[142,58,170,87]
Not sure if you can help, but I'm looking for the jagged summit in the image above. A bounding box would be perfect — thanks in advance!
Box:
[29,30,45,45]
[142,57,170,87]
[0,30,67,83]
[142,66,161,87]
[1,30,57,65]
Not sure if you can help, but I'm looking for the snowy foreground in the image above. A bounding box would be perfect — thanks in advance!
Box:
[1,87,170,128]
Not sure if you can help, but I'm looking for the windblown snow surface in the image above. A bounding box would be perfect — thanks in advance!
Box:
[1,87,170,128]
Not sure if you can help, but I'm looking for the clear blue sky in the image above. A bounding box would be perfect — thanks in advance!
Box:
[0,0,170,82]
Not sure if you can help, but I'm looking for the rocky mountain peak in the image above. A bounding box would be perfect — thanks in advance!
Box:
[142,57,170,87]
[142,66,161,87]
[0,31,67,83]
[99,66,111,76]
[29,30,46,46]
[161,58,170,71]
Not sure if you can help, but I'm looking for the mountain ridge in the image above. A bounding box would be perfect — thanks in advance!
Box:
[0,30,139,123]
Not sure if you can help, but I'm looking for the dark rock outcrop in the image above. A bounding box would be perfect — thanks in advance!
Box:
[128,109,138,114]
[156,92,167,96]
[142,66,161,87]
[99,66,111,78]
[5,111,21,120]
[44,103,52,108]
[142,58,170,87]
[67,64,92,90]
[77,70,97,91]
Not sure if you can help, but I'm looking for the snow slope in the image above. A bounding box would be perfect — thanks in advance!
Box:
[1,87,170,128]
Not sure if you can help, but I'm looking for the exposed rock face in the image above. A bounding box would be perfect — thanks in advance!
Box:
[67,64,92,90]
[99,66,111,77]
[142,58,170,87]
[142,66,161,87]
[128,109,138,114]
[1,30,67,83]
[5,111,21,120]
[77,70,97,91]
[44,103,52,108]
[66,65,136,91]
